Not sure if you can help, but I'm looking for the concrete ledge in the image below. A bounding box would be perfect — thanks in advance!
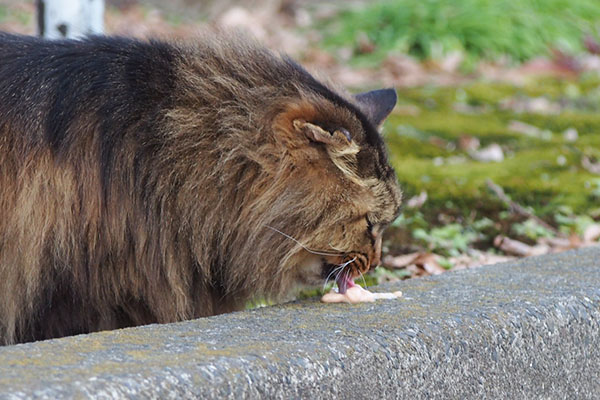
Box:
[1,247,600,399]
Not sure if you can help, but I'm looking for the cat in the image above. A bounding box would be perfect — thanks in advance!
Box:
[0,31,402,345]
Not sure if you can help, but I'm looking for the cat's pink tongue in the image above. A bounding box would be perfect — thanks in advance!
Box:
[336,275,355,294]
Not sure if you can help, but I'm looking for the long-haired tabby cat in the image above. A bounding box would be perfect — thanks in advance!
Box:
[0,31,401,345]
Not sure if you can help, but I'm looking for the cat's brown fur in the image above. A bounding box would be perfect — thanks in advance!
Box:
[0,32,401,345]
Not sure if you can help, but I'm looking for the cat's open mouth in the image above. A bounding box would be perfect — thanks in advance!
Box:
[321,262,403,304]
[323,263,356,294]
[336,273,356,294]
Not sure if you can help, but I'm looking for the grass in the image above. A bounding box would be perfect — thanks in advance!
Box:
[321,0,600,66]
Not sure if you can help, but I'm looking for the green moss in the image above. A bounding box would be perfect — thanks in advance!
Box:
[392,152,595,214]
[389,111,516,143]
[522,76,600,98]
[464,82,517,105]
[518,112,600,135]
[386,134,450,158]
[386,79,600,224]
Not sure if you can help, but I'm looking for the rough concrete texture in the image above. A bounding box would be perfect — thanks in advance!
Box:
[1,247,600,399]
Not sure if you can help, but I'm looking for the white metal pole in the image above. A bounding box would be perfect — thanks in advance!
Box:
[37,0,105,39]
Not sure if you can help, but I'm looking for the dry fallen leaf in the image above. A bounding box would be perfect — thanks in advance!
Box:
[383,252,446,277]
[494,235,549,256]
[449,252,515,269]
[355,31,376,54]
[568,233,583,248]
[583,224,600,243]
[458,135,480,151]
[406,263,426,277]
[412,253,446,275]
[538,236,573,251]
[585,35,600,55]
[383,252,421,269]
[406,191,428,209]
[440,51,463,72]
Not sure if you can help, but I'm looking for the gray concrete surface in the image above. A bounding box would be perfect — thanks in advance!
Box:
[1,246,599,399]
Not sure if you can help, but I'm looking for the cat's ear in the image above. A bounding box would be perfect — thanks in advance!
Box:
[354,88,397,128]
[293,119,352,146]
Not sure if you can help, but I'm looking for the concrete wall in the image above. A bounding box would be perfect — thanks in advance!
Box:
[1,247,599,399]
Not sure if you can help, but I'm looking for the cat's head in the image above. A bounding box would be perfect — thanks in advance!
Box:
[267,78,402,294]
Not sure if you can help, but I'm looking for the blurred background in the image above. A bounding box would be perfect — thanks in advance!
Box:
[2,0,600,286]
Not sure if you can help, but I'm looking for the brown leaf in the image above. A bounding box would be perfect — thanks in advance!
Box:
[585,35,600,55]
[494,235,549,257]
[440,51,463,72]
[383,55,423,78]
[406,191,428,209]
[458,135,480,151]
[494,235,528,256]
[385,252,446,276]
[551,49,581,73]
[412,253,445,275]
[569,233,583,248]
[406,264,426,277]
[356,32,375,54]
[583,224,600,243]
[539,236,572,251]
[383,252,421,269]
[422,261,445,275]
[449,252,515,269]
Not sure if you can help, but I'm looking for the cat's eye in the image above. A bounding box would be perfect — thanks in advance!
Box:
[337,127,352,142]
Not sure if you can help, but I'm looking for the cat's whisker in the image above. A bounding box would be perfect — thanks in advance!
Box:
[323,264,345,291]
[332,257,357,292]
[327,241,345,253]
[334,265,348,292]
[266,225,344,257]
[342,257,357,267]
[328,257,356,286]
[358,269,368,289]
[334,264,346,286]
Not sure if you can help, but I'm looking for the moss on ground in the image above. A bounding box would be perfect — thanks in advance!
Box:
[385,77,600,226]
